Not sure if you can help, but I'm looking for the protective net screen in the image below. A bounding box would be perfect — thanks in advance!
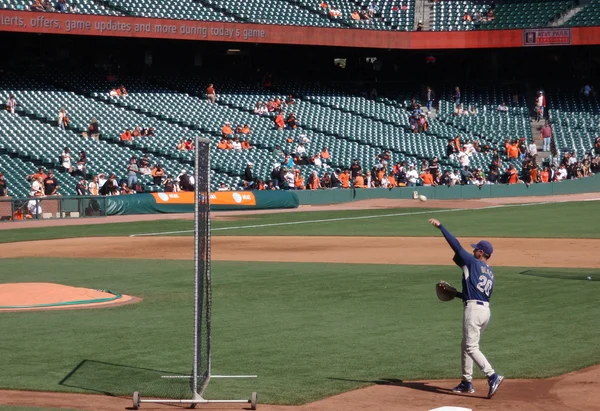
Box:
[194,137,212,395]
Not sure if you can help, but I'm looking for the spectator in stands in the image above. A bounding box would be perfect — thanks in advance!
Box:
[55,0,69,12]
[222,122,234,138]
[320,1,328,9]
[417,21,423,31]
[244,163,255,189]
[349,159,362,180]
[87,176,99,195]
[540,121,552,152]
[146,127,155,137]
[286,112,298,129]
[76,177,88,195]
[43,171,59,195]
[293,170,305,190]
[26,167,47,183]
[426,87,435,113]
[178,170,194,191]
[535,91,544,121]
[351,10,360,20]
[453,87,461,105]
[321,172,332,188]
[272,144,283,157]
[286,95,295,105]
[406,164,419,187]
[0,172,7,197]
[275,112,285,130]
[311,153,322,168]
[126,158,138,188]
[453,103,465,117]
[241,124,251,135]
[460,166,472,185]
[162,175,175,192]
[457,147,470,167]
[469,105,478,115]
[338,168,350,189]
[241,138,251,150]
[60,147,73,174]
[295,142,306,157]
[307,171,321,190]
[518,138,528,161]
[581,84,594,98]
[420,169,435,187]
[30,0,44,11]
[58,107,69,130]
[330,6,341,18]
[234,124,243,135]
[497,102,508,112]
[280,167,292,189]
[206,84,216,103]
[132,126,141,138]
[150,164,164,185]
[42,0,53,11]
[217,182,230,192]
[231,137,242,151]
[31,175,44,196]
[273,98,282,111]
[184,139,194,150]
[464,10,472,22]
[320,147,331,164]
[6,93,17,114]
[486,8,495,21]
[86,117,99,140]
[507,140,519,160]
[354,171,365,188]
[76,151,87,176]
[528,139,538,158]
[121,128,132,141]
[254,102,268,115]
[556,164,567,181]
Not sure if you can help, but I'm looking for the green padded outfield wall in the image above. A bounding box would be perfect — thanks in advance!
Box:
[294,175,600,205]
[106,191,299,215]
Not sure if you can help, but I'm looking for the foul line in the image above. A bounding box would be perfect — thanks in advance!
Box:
[129,198,600,237]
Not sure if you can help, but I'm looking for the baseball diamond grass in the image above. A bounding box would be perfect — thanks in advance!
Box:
[1,258,600,405]
[1,201,600,243]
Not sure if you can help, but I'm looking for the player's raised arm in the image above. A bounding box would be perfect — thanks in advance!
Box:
[429,219,471,260]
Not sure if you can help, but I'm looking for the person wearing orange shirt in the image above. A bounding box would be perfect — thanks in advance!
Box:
[132,126,141,137]
[217,138,228,150]
[222,122,233,137]
[241,124,251,134]
[275,112,285,130]
[241,139,251,150]
[507,166,518,184]
[121,129,132,141]
[206,83,216,103]
[454,135,461,151]
[294,170,305,190]
[388,173,397,188]
[530,165,539,183]
[308,171,321,190]
[226,139,233,150]
[420,169,435,186]
[540,167,549,183]
[339,169,350,189]
[354,172,365,188]
[507,143,519,159]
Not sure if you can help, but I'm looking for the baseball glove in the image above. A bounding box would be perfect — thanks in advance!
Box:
[436,281,458,302]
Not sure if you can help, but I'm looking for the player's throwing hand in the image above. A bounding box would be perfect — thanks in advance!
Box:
[429,218,441,228]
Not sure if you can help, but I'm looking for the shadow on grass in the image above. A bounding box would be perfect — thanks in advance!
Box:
[59,360,193,399]
[327,377,488,399]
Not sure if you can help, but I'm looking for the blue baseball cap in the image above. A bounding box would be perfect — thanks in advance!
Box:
[471,240,493,256]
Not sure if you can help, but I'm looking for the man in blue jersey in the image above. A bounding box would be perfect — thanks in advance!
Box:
[429,218,504,399]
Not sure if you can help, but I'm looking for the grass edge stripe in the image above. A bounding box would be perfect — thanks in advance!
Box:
[0,289,122,309]
[129,198,600,237]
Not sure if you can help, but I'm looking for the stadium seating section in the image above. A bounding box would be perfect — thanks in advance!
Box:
[1,64,555,197]
[431,0,574,31]
[564,0,600,27]
[7,0,600,30]
[547,88,600,155]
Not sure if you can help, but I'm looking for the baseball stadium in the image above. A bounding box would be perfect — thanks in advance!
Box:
[1,1,600,411]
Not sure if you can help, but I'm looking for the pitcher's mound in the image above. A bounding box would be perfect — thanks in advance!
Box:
[0,282,139,312]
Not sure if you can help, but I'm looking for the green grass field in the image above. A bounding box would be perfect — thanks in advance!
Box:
[1,201,600,243]
[1,200,600,405]
[2,258,600,404]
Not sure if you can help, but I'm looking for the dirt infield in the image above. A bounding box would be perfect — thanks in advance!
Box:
[3,235,600,268]
[0,364,598,410]
[0,282,138,312]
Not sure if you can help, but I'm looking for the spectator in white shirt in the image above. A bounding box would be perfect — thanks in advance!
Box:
[296,143,306,156]
[284,168,295,189]
[569,151,578,166]
[528,141,538,157]
[497,102,509,112]
[457,148,470,167]
[61,147,72,173]
[406,164,419,187]
[231,137,242,151]
[557,164,568,181]
[450,170,461,185]
[217,182,230,191]
[6,94,16,114]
